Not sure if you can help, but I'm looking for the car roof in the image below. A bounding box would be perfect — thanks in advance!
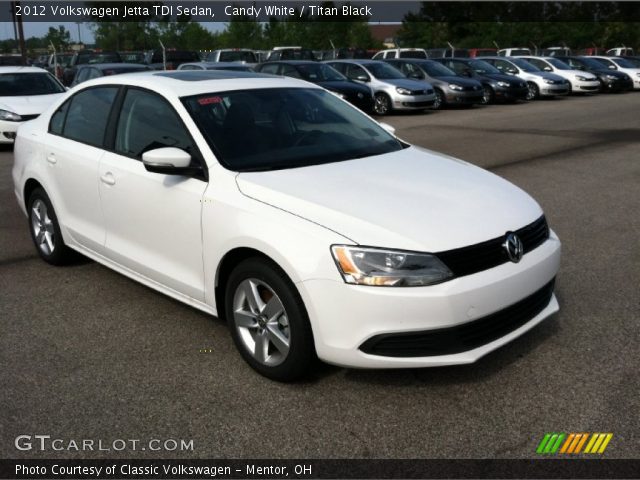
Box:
[326,59,385,65]
[78,63,147,70]
[181,62,253,68]
[0,66,49,74]
[71,70,319,98]
[262,60,319,65]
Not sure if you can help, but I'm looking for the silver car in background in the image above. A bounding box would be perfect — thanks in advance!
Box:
[325,59,435,115]
[516,56,600,93]
[479,57,570,100]
[204,49,258,64]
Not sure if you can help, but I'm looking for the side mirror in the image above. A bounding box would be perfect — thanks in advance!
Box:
[142,147,198,175]
[507,68,517,74]
[608,65,616,70]
[409,71,424,80]
[543,66,552,72]
[463,68,473,77]
[379,122,396,135]
[356,74,369,82]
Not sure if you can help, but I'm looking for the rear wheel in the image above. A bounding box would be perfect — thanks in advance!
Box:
[225,258,316,381]
[27,188,74,265]
[526,82,539,100]
[373,93,392,115]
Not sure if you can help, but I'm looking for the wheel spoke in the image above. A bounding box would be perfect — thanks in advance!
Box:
[254,332,269,363]
[262,295,283,321]
[44,232,54,252]
[234,309,258,329]
[266,324,290,356]
[36,230,45,245]
[241,280,264,314]
[32,204,42,222]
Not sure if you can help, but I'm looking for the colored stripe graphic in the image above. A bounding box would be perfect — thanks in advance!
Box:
[538,433,613,454]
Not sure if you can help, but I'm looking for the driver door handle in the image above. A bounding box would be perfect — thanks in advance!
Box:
[46,154,57,165]
[100,172,116,186]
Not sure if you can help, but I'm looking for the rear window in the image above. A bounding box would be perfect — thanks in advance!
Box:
[400,50,427,59]
[219,51,257,63]
[77,53,121,64]
[151,51,200,63]
[0,72,65,96]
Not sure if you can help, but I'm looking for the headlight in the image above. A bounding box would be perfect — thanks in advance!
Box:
[448,83,463,91]
[605,74,617,80]
[396,87,411,95]
[0,109,22,121]
[331,245,453,287]
[544,79,555,84]
[330,91,346,99]
[576,75,589,81]
[497,81,510,88]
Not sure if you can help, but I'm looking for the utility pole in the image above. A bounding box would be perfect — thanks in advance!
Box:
[76,22,82,45]
[14,1,26,64]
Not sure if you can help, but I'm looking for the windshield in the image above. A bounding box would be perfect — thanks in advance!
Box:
[577,57,608,70]
[625,57,640,68]
[591,58,615,68]
[78,53,121,64]
[612,58,636,68]
[399,50,427,59]
[52,54,73,67]
[366,63,406,79]
[547,58,571,70]
[296,63,346,82]
[183,88,403,172]
[419,61,456,77]
[510,49,531,56]
[0,72,65,96]
[206,65,253,72]
[468,59,500,74]
[511,58,540,72]
[218,51,257,63]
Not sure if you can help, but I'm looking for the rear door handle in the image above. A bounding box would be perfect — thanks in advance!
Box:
[46,154,57,165]
[100,172,116,186]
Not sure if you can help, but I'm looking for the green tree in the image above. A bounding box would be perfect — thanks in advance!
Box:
[44,26,71,51]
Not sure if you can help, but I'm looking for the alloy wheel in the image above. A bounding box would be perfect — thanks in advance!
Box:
[481,86,493,105]
[526,82,538,100]
[433,90,443,109]
[374,93,390,115]
[232,278,291,367]
[31,199,55,255]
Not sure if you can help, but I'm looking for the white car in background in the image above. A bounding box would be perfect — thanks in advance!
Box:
[498,48,531,57]
[0,66,66,143]
[588,56,640,89]
[517,56,600,93]
[480,57,570,100]
[12,70,561,381]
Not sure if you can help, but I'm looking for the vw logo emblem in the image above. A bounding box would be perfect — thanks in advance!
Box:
[503,232,524,263]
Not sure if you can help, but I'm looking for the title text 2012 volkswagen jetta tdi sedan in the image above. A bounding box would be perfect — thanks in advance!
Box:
[12,70,561,381]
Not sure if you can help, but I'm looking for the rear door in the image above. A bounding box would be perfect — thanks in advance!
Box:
[98,87,207,300]
[44,86,119,253]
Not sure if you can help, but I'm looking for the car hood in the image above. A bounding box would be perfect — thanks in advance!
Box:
[434,75,482,87]
[379,78,431,90]
[533,71,566,82]
[564,69,597,79]
[0,94,65,115]
[316,80,370,94]
[484,73,527,86]
[235,146,543,252]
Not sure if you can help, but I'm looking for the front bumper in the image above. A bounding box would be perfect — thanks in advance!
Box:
[571,79,600,92]
[445,90,483,105]
[495,86,529,101]
[299,231,561,369]
[540,84,570,96]
[392,93,436,110]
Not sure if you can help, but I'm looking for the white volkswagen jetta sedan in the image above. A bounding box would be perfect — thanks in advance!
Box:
[12,70,561,381]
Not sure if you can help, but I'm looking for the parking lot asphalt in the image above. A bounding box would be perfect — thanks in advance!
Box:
[1,93,638,459]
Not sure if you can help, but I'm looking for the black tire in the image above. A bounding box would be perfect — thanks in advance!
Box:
[27,187,75,265]
[432,89,445,110]
[225,257,316,382]
[373,92,392,115]
[526,82,539,101]
[481,85,495,105]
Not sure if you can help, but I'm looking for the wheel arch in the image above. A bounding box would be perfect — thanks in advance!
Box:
[23,178,45,208]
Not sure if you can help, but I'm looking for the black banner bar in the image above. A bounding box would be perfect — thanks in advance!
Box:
[1,1,640,23]
[1,459,640,479]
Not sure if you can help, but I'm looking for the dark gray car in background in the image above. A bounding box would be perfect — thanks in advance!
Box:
[384,59,484,109]
[433,58,529,104]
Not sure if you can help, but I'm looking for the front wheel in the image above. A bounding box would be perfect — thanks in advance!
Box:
[28,188,74,265]
[432,89,445,110]
[225,258,316,381]
[526,82,540,100]
[481,85,494,105]
[373,93,392,115]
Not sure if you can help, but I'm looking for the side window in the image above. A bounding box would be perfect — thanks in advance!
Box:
[181,65,196,70]
[49,100,70,135]
[387,51,397,59]
[281,65,301,79]
[494,60,511,72]
[114,88,197,163]
[329,63,345,74]
[448,61,466,75]
[346,65,368,81]
[74,69,88,84]
[62,87,118,146]
[260,63,280,75]
[528,59,545,70]
[87,68,102,79]
[372,52,383,60]
[400,62,413,75]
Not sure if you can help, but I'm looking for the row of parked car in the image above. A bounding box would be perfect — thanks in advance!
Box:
[1,48,638,144]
